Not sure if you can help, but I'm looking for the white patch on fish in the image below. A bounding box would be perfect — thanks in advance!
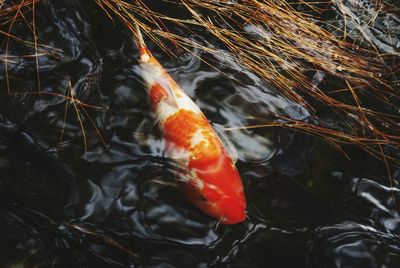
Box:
[191,129,207,147]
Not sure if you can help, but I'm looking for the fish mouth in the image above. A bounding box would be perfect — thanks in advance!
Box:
[218,213,246,225]
[219,215,246,225]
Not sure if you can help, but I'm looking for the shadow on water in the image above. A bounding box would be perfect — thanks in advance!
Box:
[0,0,400,267]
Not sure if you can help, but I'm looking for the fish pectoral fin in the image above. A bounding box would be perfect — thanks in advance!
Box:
[159,77,181,109]
[164,95,179,109]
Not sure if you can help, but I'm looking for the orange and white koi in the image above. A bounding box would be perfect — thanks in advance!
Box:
[133,25,246,224]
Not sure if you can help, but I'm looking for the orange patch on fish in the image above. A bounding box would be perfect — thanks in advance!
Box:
[149,83,169,107]
[163,110,220,157]
[139,47,149,57]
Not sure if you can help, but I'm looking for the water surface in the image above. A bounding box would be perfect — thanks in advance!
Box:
[0,1,400,267]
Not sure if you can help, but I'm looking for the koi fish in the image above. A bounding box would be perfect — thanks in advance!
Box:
[133,25,246,224]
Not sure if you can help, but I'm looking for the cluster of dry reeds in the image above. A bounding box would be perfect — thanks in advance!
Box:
[1,0,400,166]
[0,0,42,95]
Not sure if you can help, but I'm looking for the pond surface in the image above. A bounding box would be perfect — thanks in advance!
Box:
[0,1,400,267]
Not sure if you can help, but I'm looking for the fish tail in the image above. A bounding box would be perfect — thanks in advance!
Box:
[133,23,146,50]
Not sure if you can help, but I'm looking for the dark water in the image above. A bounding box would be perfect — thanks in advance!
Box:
[0,0,400,267]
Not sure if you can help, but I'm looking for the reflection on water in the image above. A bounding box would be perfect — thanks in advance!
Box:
[0,0,399,267]
[312,221,400,267]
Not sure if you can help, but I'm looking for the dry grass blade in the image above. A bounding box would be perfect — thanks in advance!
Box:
[1,0,53,96]
[94,0,400,165]
[65,223,139,258]
[2,0,399,164]
[31,0,41,93]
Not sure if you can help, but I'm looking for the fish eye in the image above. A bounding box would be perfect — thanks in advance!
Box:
[200,195,208,202]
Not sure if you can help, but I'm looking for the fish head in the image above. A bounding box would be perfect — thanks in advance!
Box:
[182,153,247,224]
[200,182,247,225]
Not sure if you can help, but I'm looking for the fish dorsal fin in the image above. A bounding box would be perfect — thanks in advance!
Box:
[148,80,179,110]
[159,76,180,109]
